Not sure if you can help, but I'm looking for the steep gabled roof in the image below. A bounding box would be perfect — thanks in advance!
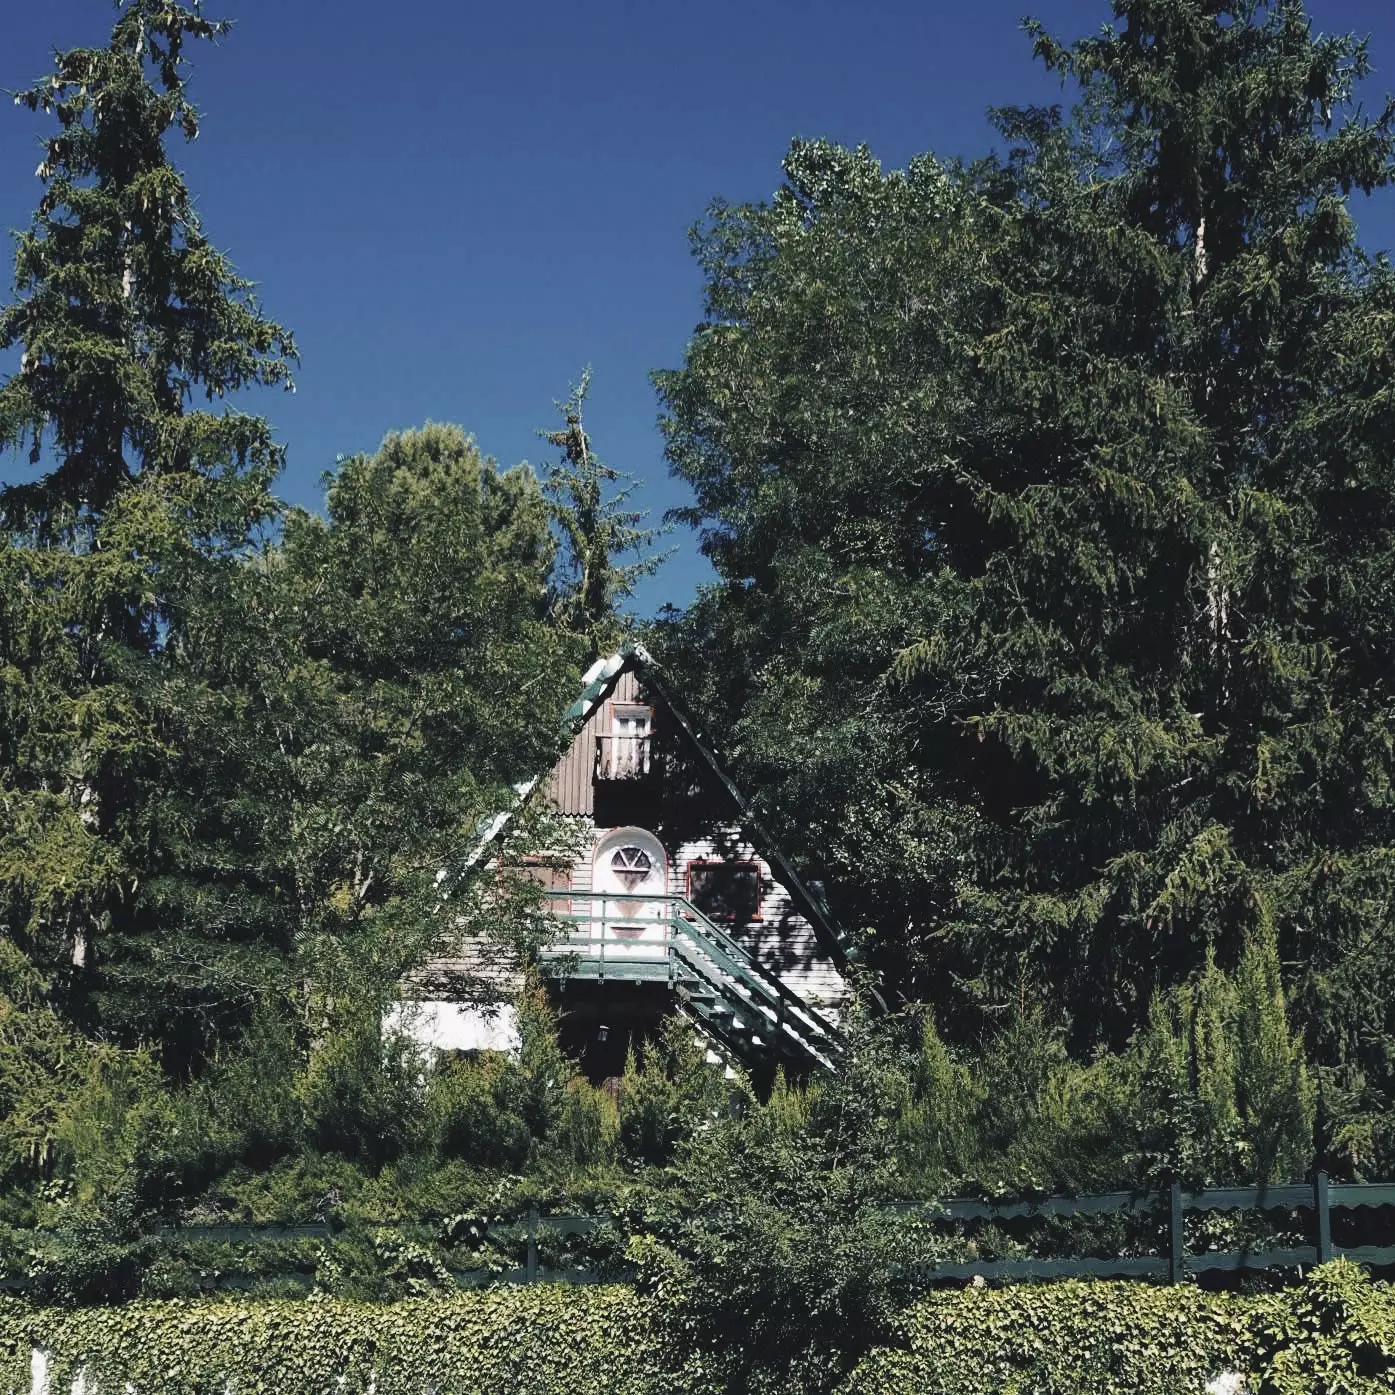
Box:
[471,643,850,972]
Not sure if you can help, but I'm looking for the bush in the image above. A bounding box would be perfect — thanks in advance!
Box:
[550,1078,619,1168]
[426,1052,533,1169]
[841,1278,1246,1395]
[896,929,1316,1198]
[618,1016,726,1169]
[297,1012,424,1168]
[203,1011,305,1169]
[639,1010,941,1395]
[1247,1258,1395,1393]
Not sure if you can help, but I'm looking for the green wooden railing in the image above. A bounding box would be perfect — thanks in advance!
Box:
[535,889,844,1068]
[7,1175,1394,1293]
[891,1174,1395,1282]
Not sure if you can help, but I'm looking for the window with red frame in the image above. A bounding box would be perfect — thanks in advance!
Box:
[687,860,761,924]
[520,856,572,914]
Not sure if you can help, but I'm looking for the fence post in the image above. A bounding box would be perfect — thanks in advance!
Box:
[1315,1171,1332,1264]
[1168,1176,1184,1284]
[526,1206,539,1283]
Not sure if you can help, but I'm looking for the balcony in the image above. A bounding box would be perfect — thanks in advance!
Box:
[595,733,651,781]
[534,890,842,1070]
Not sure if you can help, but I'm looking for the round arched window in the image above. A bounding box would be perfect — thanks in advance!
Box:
[609,844,653,891]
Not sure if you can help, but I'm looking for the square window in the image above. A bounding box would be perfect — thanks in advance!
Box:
[599,703,653,779]
[520,857,572,914]
[687,861,761,924]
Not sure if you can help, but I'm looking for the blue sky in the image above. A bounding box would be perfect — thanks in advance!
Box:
[3,1,1394,615]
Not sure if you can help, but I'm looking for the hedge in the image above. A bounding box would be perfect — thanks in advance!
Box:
[0,1285,698,1395]
[840,1280,1247,1395]
[840,1261,1395,1395]
[5,1262,1395,1395]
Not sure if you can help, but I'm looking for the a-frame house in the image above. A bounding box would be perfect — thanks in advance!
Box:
[396,645,848,1078]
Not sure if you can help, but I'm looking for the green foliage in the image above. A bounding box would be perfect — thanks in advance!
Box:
[841,1277,1249,1395]
[202,1011,305,1170]
[3,8,1392,1383]
[638,1010,942,1395]
[1130,927,1315,1186]
[1248,1258,1395,1394]
[0,0,294,529]
[3,1266,1392,1394]
[843,1263,1395,1395]
[0,1287,693,1395]
[552,1077,620,1168]
[652,0,1395,1170]
[617,1017,721,1169]
[250,424,583,1021]
[0,940,105,1190]
[425,987,621,1174]
[297,1011,425,1169]
[542,370,668,656]
[0,0,294,1062]
[894,930,1314,1194]
[428,1054,534,1170]
[0,2,587,1076]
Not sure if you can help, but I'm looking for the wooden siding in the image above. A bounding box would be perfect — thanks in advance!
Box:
[408,923,524,1001]
[544,669,642,816]
[671,834,846,1010]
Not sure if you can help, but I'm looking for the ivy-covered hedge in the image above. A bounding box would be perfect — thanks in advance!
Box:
[841,1261,1395,1395]
[841,1280,1247,1395]
[5,1263,1394,1394]
[0,1286,694,1395]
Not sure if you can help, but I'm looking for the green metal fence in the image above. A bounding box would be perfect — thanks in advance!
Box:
[6,1174,1393,1294]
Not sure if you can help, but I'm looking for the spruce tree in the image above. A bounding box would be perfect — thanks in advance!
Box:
[0,0,294,528]
[0,1,295,1059]
[542,371,666,657]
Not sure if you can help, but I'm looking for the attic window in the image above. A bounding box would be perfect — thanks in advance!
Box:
[597,703,653,779]
[688,861,761,924]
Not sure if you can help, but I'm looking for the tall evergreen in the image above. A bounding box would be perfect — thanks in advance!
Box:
[542,371,666,658]
[656,0,1395,1169]
[0,1,295,1060]
[0,0,294,528]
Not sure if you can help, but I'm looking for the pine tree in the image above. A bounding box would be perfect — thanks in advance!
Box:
[0,0,294,529]
[1233,923,1314,1183]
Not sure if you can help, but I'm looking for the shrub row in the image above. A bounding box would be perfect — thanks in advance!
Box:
[4,1261,1393,1395]
[843,1260,1395,1395]
[0,1286,692,1395]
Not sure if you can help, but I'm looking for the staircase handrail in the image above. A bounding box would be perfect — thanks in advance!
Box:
[541,889,845,1052]
[666,901,845,1049]
[666,933,839,1071]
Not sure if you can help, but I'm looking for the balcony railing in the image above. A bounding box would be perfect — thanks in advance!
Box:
[534,889,842,1069]
[595,733,651,780]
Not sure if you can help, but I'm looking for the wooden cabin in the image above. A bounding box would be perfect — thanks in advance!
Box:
[392,646,848,1077]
